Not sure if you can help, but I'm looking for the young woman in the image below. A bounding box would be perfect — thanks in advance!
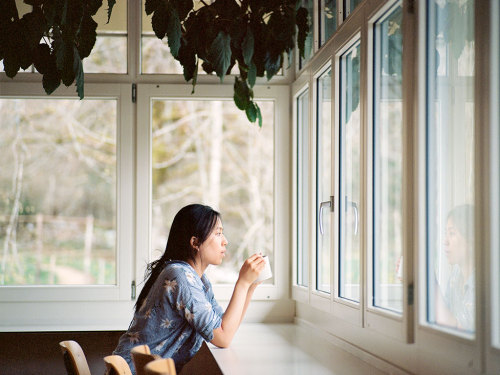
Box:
[113,204,265,373]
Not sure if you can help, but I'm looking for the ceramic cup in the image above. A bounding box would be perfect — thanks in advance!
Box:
[255,255,273,282]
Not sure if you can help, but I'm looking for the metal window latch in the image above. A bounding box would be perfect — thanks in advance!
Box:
[319,196,334,235]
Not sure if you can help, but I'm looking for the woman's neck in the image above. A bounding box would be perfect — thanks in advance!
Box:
[187,258,207,278]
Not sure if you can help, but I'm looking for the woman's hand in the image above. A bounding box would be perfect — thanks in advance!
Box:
[237,253,265,286]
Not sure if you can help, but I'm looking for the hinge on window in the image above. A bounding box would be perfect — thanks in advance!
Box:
[131,280,136,300]
[132,83,137,103]
[408,283,414,306]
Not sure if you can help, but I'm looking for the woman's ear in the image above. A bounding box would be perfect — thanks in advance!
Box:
[190,236,199,250]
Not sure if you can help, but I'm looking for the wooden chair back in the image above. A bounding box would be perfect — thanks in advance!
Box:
[144,358,177,375]
[59,340,92,375]
[131,344,161,375]
[104,355,133,375]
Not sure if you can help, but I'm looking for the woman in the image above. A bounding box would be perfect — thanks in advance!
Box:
[113,204,265,373]
[435,204,475,331]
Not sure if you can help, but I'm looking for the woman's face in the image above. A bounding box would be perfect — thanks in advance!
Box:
[443,218,468,265]
[199,219,228,266]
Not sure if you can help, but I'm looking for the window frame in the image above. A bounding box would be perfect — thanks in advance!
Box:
[0,82,135,331]
[292,79,312,304]
[135,84,290,304]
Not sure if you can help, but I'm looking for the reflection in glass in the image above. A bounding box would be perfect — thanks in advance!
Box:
[297,90,310,287]
[320,0,337,46]
[339,42,361,302]
[316,69,332,293]
[300,0,314,69]
[426,0,475,334]
[373,3,403,313]
[151,100,274,285]
[0,98,117,285]
[346,0,363,18]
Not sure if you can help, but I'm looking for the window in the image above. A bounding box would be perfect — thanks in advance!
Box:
[320,0,337,46]
[425,0,475,336]
[372,2,403,313]
[316,67,332,294]
[83,2,128,74]
[0,97,117,286]
[297,89,310,287]
[149,99,274,285]
[300,0,315,69]
[339,41,361,302]
[345,0,364,19]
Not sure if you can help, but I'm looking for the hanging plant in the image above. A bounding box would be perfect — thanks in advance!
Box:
[146,0,310,126]
[0,0,116,99]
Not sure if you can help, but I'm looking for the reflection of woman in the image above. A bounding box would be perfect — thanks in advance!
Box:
[113,204,265,374]
[435,204,475,331]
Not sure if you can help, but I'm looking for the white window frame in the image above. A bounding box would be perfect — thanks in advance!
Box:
[135,84,291,307]
[0,83,135,331]
[292,78,312,304]
[364,0,415,342]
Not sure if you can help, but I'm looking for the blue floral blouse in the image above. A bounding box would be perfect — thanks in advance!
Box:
[113,261,224,374]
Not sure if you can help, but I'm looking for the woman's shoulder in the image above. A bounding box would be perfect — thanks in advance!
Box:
[162,261,201,287]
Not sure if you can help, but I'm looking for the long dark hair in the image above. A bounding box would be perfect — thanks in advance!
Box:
[135,204,221,312]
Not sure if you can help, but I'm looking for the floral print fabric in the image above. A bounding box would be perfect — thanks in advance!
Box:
[113,261,224,374]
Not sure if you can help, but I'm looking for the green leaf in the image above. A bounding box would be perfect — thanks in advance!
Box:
[145,0,160,16]
[73,47,84,99]
[33,43,52,74]
[61,42,75,86]
[87,0,103,16]
[208,31,232,82]
[178,39,196,81]
[107,0,116,24]
[151,3,168,39]
[242,27,254,66]
[248,61,257,87]
[42,67,61,95]
[76,13,97,59]
[191,58,198,94]
[167,7,181,58]
[233,77,251,110]
[245,102,257,123]
[264,52,282,80]
[296,7,308,59]
[175,0,193,21]
[256,103,262,127]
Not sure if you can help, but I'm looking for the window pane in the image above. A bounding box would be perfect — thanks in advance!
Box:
[0,98,117,285]
[346,0,363,19]
[426,0,475,334]
[300,0,314,69]
[320,0,337,46]
[339,42,361,302]
[373,3,403,313]
[151,100,274,285]
[84,1,127,74]
[316,69,332,293]
[297,90,310,287]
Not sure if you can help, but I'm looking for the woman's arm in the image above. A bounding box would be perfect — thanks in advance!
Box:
[211,254,264,348]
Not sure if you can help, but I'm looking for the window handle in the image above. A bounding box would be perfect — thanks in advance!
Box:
[319,196,334,235]
[345,197,359,235]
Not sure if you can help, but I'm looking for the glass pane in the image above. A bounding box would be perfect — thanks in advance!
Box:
[316,69,332,293]
[84,1,127,73]
[346,0,363,18]
[151,100,274,285]
[373,3,403,313]
[339,42,361,302]
[0,98,117,285]
[300,0,314,69]
[426,0,475,334]
[297,90,310,287]
[320,0,337,46]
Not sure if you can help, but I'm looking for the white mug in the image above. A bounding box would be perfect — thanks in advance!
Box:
[255,255,273,282]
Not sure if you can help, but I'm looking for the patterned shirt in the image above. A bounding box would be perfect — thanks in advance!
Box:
[113,261,224,374]
[445,265,475,332]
